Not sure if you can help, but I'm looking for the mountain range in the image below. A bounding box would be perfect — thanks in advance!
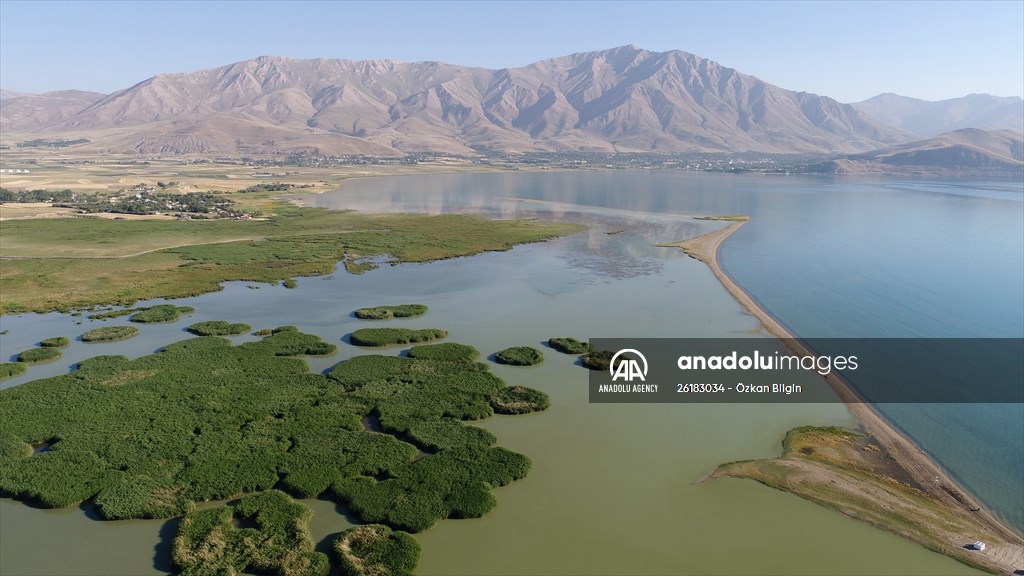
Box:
[0,46,1020,160]
[1,46,912,156]
[851,93,1022,137]
[811,128,1023,175]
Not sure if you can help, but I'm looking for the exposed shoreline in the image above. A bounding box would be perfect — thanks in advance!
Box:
[669,219,1023,567]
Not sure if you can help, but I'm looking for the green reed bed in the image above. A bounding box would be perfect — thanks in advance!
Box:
[333,524,420,576]
[354,304,428,320]
[81,325,140,342]
[186,320,252,336]
[349,328,447,347]
[495,346,543,366]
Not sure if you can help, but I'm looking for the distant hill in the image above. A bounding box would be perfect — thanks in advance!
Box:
[809,128,1023,176]
[0,90,106,132]
[852,93,1023,137]
[0,89,32,101]
[0,46,910,156]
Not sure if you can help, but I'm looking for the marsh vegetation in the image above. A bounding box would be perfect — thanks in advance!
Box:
[173,490,328,576]
[0,323,546,575]
[81,325,140,342]
[186,320,252,336]
[0,206,582,313]
[333,524,420,576]
[129,304,195,324]
[495,346,543,366]
[349,328,447,347]
[354,304,428,320]
[16,347,62,364]
[39,336,70,348]
[582,349,614,370]
[0,363,28,380]
[548,337,591,355]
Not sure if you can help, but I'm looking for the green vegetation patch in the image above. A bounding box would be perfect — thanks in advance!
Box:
[0,362,28,380]
[173,490,329,576]
[406,420,496,451]
[332,445,530,533]
[128,304,195,324]
[407,343,479,362]
[88,308,138,320]
[240,329,336,356]
[495,346,543,366]
[333,524,420,576]
[490,386,551,414]
[82,325,140,342]
[548,337,591,355]
[16,347,62,364]
[1,327,540,539]
[39,336,70,348]
[582,349,614,371]
[349,328,447,347]
[186,320,252,336]
[354,304,428,320]
[282,279,298,289]
[1,207,582,314]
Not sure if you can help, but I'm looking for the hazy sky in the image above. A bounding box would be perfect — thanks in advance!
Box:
[1,0,1022,102]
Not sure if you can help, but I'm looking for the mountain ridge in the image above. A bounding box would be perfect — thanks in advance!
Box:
[852,92,1023,137]
[810,128,1023,176]
[2,46,913,155]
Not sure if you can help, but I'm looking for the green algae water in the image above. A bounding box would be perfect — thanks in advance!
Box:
[1,171,1014,575]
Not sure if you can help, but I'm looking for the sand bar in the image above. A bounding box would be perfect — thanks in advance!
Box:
[669,219,1023,570]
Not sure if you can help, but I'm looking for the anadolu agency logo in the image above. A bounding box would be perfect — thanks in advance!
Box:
[610,349,648,382]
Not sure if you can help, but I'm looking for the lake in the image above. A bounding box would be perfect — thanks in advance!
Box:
[1,170,1018,574]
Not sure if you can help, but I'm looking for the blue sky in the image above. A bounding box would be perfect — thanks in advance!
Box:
[1,1,1021,102]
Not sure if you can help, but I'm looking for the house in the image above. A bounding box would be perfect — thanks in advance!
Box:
[971,541,986,551]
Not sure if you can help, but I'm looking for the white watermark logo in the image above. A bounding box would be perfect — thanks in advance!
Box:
[610,349,648,382]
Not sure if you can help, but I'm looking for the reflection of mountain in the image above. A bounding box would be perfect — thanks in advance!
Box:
[1,45,908,155]
[565,229,666,280]
[565,218,712,281]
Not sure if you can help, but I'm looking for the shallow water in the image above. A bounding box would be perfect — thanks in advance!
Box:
[310,170,1024,531]
[1,170,1015,574]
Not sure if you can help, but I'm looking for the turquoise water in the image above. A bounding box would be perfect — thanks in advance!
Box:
[309,170,1024,531]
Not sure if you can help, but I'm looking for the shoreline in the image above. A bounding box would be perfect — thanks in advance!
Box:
[671,219,1023,561]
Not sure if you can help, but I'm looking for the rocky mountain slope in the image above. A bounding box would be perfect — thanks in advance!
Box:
[2,46,912,156]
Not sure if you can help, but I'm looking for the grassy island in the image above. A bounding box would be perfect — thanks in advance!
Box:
[349,327,447,347]
[548,337,591,355]
[354,304,428,320]
[39,336,70,348]
[129,304,195,324]
[0,325,544,575]
[490,386,551,414]
[173,490,328,576]
[407,342,479,361]
[495,346,543,366]
[16,347,62,364]
[0,362,28,380]
[81,325,140,342]
[0,206,583,314]
[88,308,139,320]
[334,524,420,576]
[582,349,614,370]
[186,320,252,336]
[712,426,1019,574]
